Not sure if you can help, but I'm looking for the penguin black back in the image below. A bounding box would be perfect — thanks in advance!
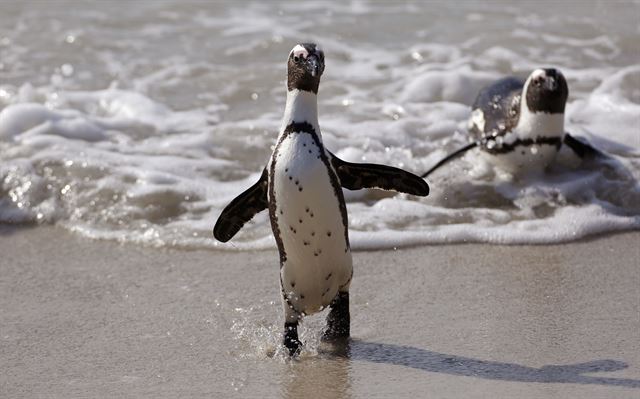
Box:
[469,77,524,141]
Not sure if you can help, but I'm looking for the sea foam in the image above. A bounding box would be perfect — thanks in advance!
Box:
[0,1,638,249]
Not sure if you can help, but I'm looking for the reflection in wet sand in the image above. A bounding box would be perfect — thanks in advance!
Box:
[281,341,352,399]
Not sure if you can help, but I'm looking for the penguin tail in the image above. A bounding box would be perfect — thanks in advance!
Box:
[421,141,478,178]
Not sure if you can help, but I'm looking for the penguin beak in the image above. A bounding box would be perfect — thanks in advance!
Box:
[541,69,560,91]
[306,55,321,77]
[543,75,557,91]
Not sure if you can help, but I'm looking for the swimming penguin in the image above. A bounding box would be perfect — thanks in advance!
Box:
[421,68,599,178]
[213,43,429,356]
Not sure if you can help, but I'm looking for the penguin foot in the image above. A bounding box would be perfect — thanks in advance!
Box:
[322,291,350,341]
[283,322,301,356]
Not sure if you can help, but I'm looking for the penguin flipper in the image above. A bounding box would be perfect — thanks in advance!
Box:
[563,133,601,159]
[421,141,478,178]
[329,152,429,196]
[213,168,269,242]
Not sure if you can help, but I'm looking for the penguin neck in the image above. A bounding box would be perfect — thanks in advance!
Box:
[281,89,320,135]
[516,102,565,138]
[515,79,564,138]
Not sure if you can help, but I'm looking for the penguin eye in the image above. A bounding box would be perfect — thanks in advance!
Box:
[293,55,300,63]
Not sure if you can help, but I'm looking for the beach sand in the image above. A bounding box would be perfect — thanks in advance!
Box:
[1,227,639,398]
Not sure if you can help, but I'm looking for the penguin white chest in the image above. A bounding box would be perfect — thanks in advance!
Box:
[482,134,561,173]
[269,132,352,315]
[483,112,565,173]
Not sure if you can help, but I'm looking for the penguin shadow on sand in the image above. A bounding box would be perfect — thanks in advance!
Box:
[0,224,29,236]
[309,339,640,389]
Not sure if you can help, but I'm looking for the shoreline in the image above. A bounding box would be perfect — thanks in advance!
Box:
[1,222,639,252]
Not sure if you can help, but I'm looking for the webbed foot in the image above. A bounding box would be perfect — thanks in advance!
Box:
[322,291,350,341]
[284,321,301,356]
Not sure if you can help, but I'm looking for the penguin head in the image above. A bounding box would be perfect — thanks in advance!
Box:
[287,43,325,94]
[523,68,568,114]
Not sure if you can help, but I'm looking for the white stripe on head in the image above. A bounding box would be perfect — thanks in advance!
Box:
[523,69,545,95]
[520,70,537,116]
[290,44,309,59]
[529,68,558,91]
[530,69,545,80]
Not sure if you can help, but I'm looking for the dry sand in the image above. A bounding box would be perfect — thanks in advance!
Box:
[1,226,639,398]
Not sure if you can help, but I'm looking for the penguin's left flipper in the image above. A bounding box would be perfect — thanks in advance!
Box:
[329,152,429,196]
[563,133,601,159]
[213,168,269,242]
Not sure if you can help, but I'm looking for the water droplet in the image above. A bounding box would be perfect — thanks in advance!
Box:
[61,63,74,77]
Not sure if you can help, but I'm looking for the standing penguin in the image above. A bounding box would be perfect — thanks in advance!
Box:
[421,68,599,178]
[214,43,429,356]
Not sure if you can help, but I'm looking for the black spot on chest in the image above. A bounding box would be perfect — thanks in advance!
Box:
[268,122,350,268]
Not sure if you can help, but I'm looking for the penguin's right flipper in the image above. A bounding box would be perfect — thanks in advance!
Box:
[213,168,269,242]
[563,133,601,159]
[329,152,429,196]
[421,141,478,178]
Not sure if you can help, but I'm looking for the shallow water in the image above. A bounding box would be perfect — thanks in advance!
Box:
[0,1,639,249]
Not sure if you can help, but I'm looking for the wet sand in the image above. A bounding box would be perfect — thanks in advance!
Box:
[1,226,639,398]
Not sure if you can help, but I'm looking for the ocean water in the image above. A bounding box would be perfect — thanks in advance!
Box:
[0,1,638,249]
